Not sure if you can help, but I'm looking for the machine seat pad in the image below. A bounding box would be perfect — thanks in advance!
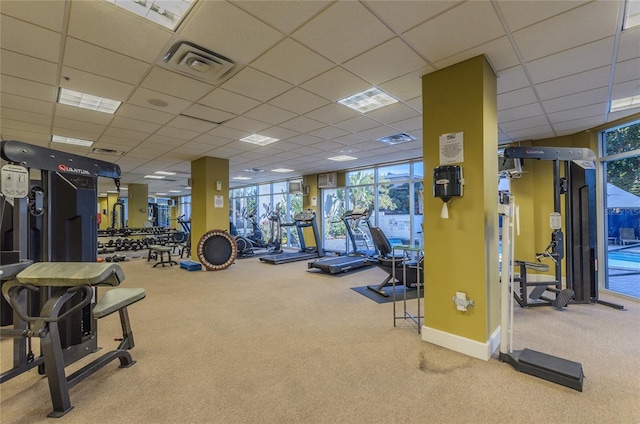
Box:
[17,262,125,287]
[93,288,146,319]
[150,245,172,252]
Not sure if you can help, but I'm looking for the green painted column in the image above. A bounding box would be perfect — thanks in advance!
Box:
[190,156,230,253]
[422,55,500,360]
[127,183,149,228]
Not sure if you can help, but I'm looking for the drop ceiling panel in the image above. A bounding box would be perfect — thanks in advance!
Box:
[553,115,606,133]
[498,102,545,123]
[499,115,550,132]
[498,87,537,111]
[223,116,271,133]
[1,75,56,102]
[379,72,425,102]
[140,67,216,102]
[145,134,190,147]
[496,0,590,32]
[63,38,149,85]
[55,104,115,125]
[611,80,640,99]
[403,1,505,63]
[613,58,640,84]
[499,125,554,141]
[1,108,51,126]
[279,116,325,133]
[292,1,395,64]
[1,93,54,116]
[616,27,640,62]
[221,67,292,102]
[433,36,519,73]
[526,37,615,84]
[191,133,233,147]
[68,1,172,64]
[366,102,419,124]
[496,66,530,94]
[334,116,380,133]
[198,88,261,115]
[543,87,609,114]
[1,50,58,85]
[1,15,61,63]
[230,0,332,35]
[59,67,135,102]
[268,88,330,114]
[535,67,611,101]
[0,0,66,31]
[390,116,422,132]
[0,129,50,145]
[251,38,334,86]
[103,126,150,141]
[128,87,191,115]
[259,126,300,141]
[548,103,607,124]
[363,0,461,34]
[117,104,175,125]
[513,1,619,62]
[179,1,283,64]
[308,125,350,140]
[306,103,358,124]
[181,104,236,124]
[167,115,217,133]
[301,67,370,102]
[5,118,51,135]
[343,38,428,85]
[155,126,199,141]
[53,117,105,137]
[111,116,161,134]
[244,104,297,125]
[357,125,398,140]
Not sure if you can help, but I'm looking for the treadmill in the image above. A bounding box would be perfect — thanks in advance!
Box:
[260,210,323,265]
[307,208,377,274]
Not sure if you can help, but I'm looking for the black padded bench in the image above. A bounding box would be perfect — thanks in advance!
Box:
[1,262,146,418]
[148,245,178,267]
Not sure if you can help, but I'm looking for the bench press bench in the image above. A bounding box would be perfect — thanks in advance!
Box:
[1,262,146,418]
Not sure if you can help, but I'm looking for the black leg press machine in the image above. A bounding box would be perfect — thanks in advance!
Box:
[1,140,146,417]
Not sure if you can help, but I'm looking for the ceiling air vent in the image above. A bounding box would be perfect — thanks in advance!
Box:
[91,147,124,155]
[161,41,237,84]
[377,133,418,146]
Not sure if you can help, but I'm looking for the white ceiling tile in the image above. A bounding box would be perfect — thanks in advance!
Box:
[1,15,61,63]
[390,116,422,132]
[1,92,54,116]
[498,102,545,123]
[1,75,56,102]
[614,58,640,84]
[53,117,105,138]
[433,36,519,73]
[68,1,172,64]
[553,115,606,133]
[364,0,461,34]
[260,126,300,141]
[286,134,326,147]
[179,1,283,64]
[0,0,66,31]
[333,133,369,145]
[498,87,537,111]
[513,1,619,62]
[308,125,350,140]
[403,2,504,63]
[611,80,640,100]
[496,0,590,32]
[500,125,554,141]
[543,87,609,114]
[292,1,395,64]
[405,97,422,112]
[279,116,325,133]
[63,38,149,85]
[526,37,615,84]
[207,125,248,141]
[111,116,161,134]
[379,72,425,102]
[198,88,261,115]
[334,116,380,133]
[55,104,115,125]
[104,126,149,141]
[535,66,611,101]
[1,107,50,126]
[140,67,216,102]
[230,1,332,35]
[1,50,58,85]
[128,87,191,114]
[499,115,550,133]
[155,126,199,141]
[357,125,398,141]
[117,104,175,125]
[144,134,186,147]
[343,38,427,85]
[192,134,233,147]
[244,104,297,125]
[223,116,271,133]
[301,66,370,102]
[181,104,236,124]
[548,103,607,124]
[252,38,334,85]
[366,102,419,124]
[221,67,292,102]
[608,107,640,121]
[167,115,217,133]
[496,66,530,94]
[306,103,359,124]
[59,67,136,102]
[616,26,640,62]
[268,88,330,114]
[0,128,50,145]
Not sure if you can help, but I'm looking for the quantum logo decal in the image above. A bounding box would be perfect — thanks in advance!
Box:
[525,149,545,155]
[58,164,91,175]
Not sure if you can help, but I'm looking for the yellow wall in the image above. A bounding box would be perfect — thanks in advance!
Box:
[422,55,499,343]
[127,183,149,228]
[98,197,109,230]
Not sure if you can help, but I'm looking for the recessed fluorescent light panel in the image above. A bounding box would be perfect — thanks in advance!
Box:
[58,88,121,114]
[240,134,280,146]
[610,95,640,112]
[108,0,195,30]
[144,175,165,179]
[338,88,398,113]
[272,168,294,173]
[52,135,94,147]
[624,0,640,30]
[155,171,177,175]
[233,176,252,180]
[377,133,418,146]
[328,155,357,162]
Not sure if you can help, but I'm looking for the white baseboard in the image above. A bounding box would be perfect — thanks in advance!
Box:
[421,325,501,361]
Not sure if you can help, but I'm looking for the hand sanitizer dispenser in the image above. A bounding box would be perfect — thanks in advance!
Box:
[433,165,463,219]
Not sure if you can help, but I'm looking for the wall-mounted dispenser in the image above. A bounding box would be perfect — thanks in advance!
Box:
[433,165,464,219]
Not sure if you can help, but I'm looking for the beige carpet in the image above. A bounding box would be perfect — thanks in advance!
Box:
[1,255,639,424]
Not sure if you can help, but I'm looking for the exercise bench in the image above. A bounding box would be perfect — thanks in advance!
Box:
[1,262,146,418]
[147,245,178,267]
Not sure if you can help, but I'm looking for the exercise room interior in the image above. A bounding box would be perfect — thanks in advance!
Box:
[1,0,639,423]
